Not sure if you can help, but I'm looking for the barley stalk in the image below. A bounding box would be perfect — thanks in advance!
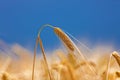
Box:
[106,54,112,80]
[38,36,54,80]
[32,37,39,80]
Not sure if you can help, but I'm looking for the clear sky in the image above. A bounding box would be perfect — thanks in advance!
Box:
[0,0,120,50]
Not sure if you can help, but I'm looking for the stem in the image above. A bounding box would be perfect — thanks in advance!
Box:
[32,38,38,80]
[106,54,112,80]
[38,37,54,80]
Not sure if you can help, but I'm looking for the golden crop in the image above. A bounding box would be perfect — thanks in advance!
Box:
[0,24,120,80]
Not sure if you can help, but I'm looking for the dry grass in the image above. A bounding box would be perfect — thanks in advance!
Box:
[0,24,120,80]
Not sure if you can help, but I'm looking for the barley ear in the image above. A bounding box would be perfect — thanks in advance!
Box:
[2,72,10,80]
[54,27,74,52]
[116,71,120,78]
[54,27,97,75]
[112,51,120,66]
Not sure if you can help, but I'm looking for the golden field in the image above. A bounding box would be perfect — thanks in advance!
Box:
[0,25,120,80]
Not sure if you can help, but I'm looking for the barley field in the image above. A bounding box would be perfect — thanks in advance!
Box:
[0,25,120,80]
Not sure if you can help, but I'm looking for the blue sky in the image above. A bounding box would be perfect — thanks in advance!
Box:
[0,0,120,50]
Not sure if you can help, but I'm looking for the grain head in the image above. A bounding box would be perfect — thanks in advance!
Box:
[54,27,74,52]
[112,51,120,66]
